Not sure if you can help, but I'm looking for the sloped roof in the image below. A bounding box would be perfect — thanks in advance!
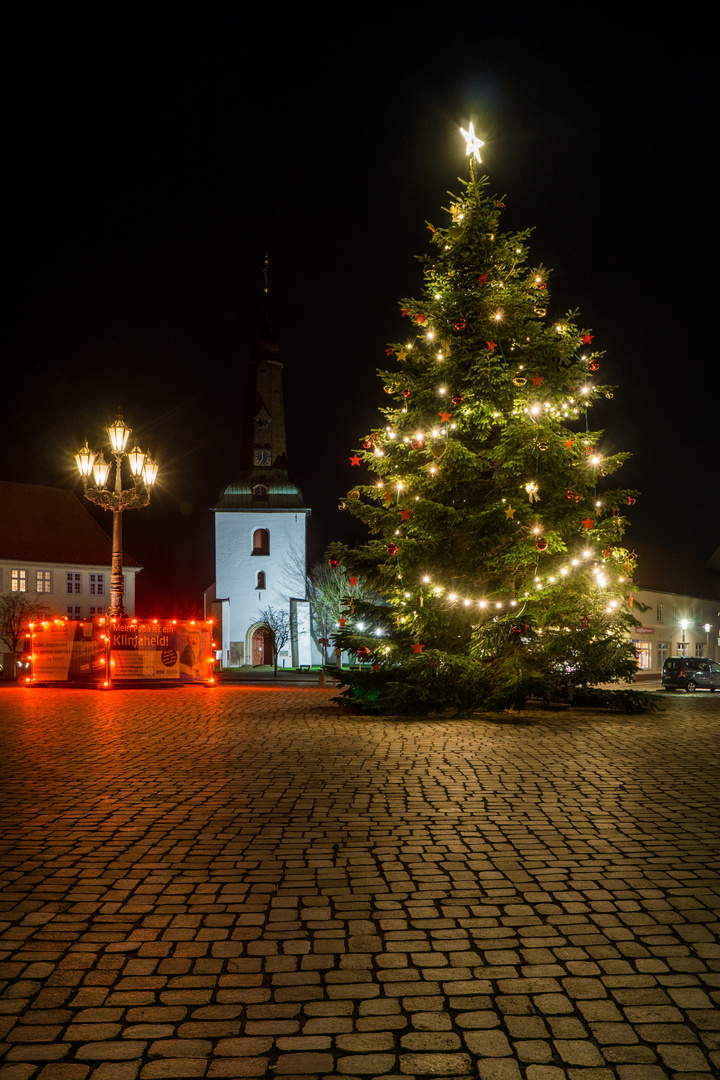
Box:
[632,540,720,602]
[212,469,308,511]
[0,481,141,567]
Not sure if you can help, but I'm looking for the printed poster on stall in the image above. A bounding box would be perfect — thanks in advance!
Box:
[31,620,105,682]
[110,621,212,681]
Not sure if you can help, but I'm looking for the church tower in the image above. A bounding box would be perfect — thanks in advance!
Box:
[212,325,312,667]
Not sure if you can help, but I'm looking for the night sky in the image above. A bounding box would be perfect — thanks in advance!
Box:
[6,10,718,614]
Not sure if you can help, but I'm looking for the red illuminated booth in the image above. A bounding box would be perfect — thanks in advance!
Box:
[25,617,215,687]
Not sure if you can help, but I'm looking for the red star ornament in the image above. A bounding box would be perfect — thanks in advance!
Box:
[415,313,426,324]
[400,507,412,521]
[531,374,544,386]
[582,333,594,344]
[478,273,487,285]
[349,576,357,586]
[339,616,346,627]
[385,347,394,356]
[400,308,410,317]
[487,340,497,351]
[565,439,573,448]
[349,454,361,466]
[439,411,452,423]
[581,516,595,530]
[412,643,424,654]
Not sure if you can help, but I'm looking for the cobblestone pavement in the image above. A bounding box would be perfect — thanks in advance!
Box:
[1,686,719,1080]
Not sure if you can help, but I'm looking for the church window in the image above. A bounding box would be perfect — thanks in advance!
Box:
[256,571,266,590]
[253,485,269,499]
[252,528,270,555]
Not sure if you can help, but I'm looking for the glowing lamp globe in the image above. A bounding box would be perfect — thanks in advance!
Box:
[93,453,111,487]
[75,442,96,478]
[127,445,146,479]
[107,413,131,454]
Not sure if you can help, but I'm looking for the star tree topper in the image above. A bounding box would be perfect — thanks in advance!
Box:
[460,122,484,163]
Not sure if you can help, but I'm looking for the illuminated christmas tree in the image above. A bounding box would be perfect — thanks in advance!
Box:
[330,127,644,713]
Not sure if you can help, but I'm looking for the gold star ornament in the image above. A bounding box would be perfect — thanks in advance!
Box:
[460,122,484,163]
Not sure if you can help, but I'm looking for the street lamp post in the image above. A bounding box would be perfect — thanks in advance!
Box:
[679,619,689,657]
[75,410,158,618]
[704,623,712,660]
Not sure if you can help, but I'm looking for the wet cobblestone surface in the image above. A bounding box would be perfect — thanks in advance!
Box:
[1,685,719,1080]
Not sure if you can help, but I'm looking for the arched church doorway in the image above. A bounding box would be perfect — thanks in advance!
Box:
[251,626,273,666]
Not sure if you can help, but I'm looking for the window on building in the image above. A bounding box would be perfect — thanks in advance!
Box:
[66,572,82,595]
[252,485,269,499]
[656,603,663,623]
[67,606,81,618]
[695,642,705,657]
[672,605,678,622]
[633,641,651,670]
[252,528,270,555]
[256,571,266,590]
[36,570,52,593]
[658,641,670,669]
[89,606,104,617]
[676,641,688,656]
[11,570,27,592]
[89,573,104,596]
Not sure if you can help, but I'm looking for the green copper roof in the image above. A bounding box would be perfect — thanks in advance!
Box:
[212,470,309,511]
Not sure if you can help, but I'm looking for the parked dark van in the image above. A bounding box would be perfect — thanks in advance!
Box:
[662,656,720,692]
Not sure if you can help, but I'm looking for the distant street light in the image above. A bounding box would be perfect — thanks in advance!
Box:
[704,623,712,659]
[75,409,158,617]
[679,618,689,656]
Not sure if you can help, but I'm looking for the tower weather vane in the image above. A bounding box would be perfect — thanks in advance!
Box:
[460,122,484,163]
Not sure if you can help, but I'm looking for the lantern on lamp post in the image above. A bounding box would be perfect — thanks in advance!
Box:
[75,409,158,618]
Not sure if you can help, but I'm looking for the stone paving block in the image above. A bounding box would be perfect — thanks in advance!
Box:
[140,1063,208,1078]
[36,1067,91,1079]
[399,1053,472,1075]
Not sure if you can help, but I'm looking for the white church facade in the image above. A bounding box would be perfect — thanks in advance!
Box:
[209,327,319,668]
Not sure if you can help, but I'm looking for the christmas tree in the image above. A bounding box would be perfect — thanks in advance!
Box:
[330,128,645,713]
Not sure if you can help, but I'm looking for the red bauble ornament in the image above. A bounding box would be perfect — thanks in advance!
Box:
[566,490,576,500]
[626,496,636,506]
[451,394,464,405]
[386,543,399,556]
[589,361,600,371]
[357,647,370,658]
[454,319,466,331]
[403,389,411,398]
[328,558,340,568]
[511,625,522,635]
[535,538,548,551]
[411,438,423,449]
[363,440,373,450]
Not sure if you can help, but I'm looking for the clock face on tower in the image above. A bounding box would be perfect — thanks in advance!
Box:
[253,448,272,467]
